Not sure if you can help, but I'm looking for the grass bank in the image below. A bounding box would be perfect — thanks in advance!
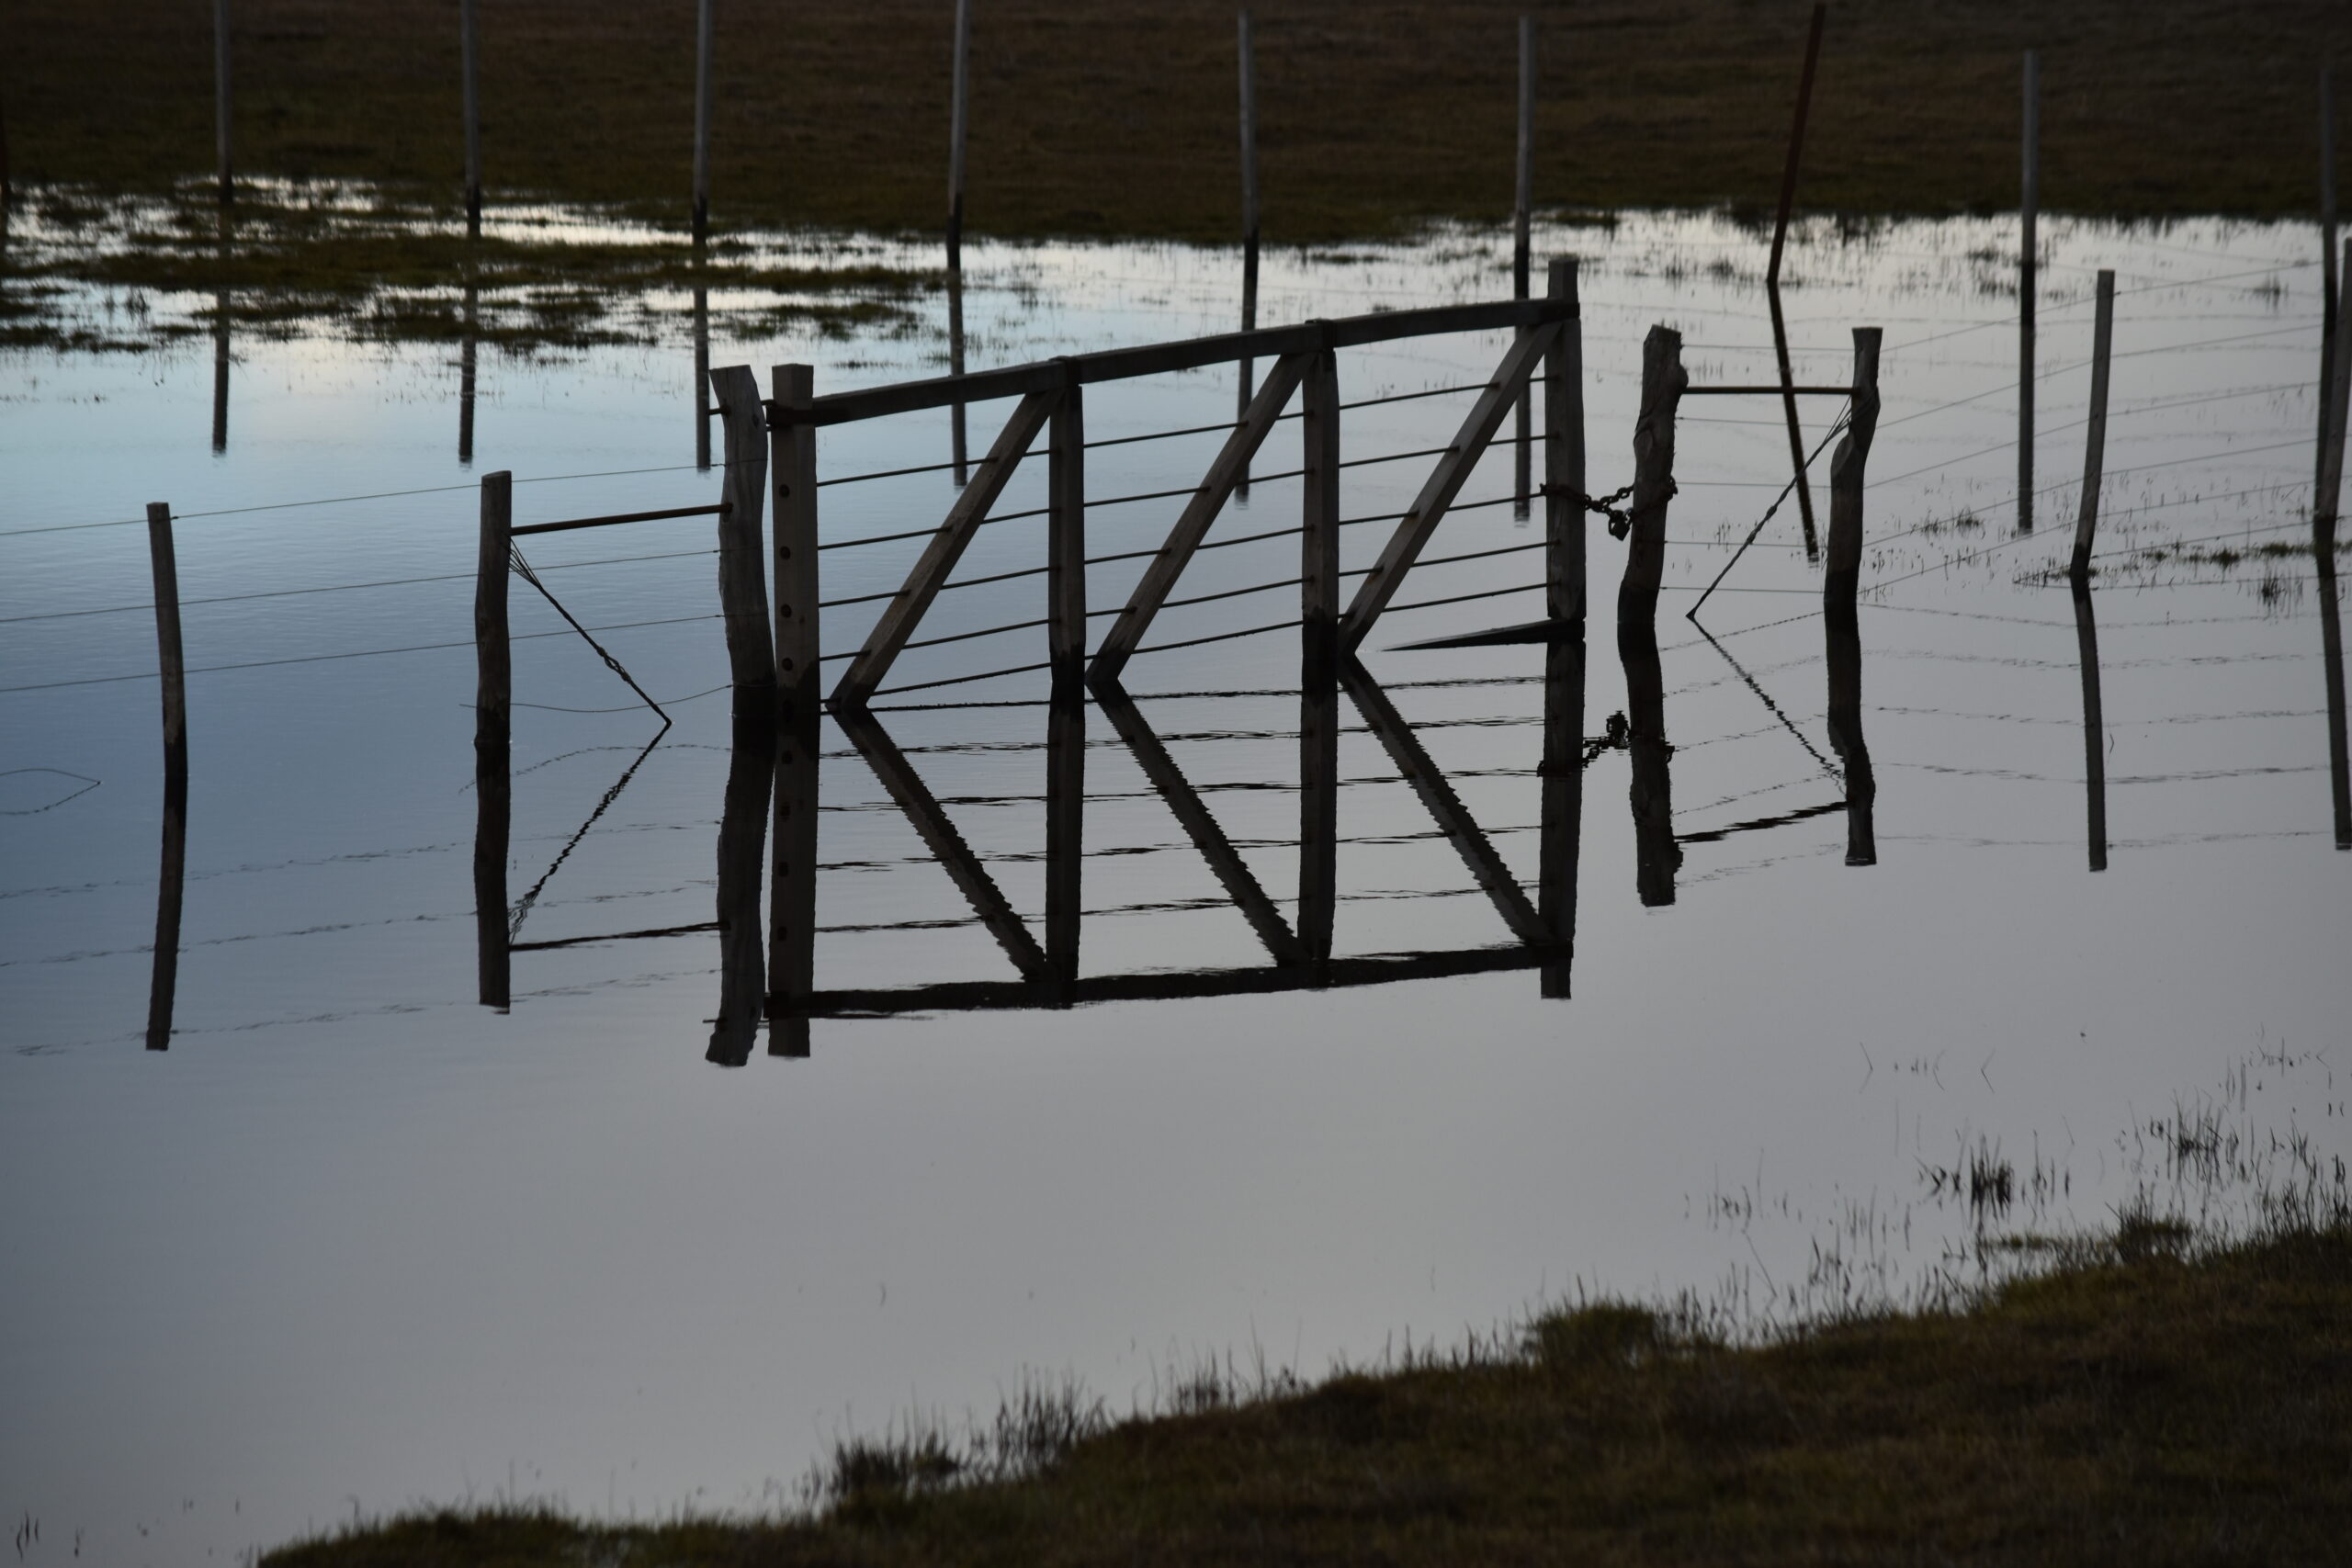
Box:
[267,1215,2352,1566]
[10,0,2351,239]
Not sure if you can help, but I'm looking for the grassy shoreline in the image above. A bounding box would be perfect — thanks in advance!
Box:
[267,1215,2352,1566]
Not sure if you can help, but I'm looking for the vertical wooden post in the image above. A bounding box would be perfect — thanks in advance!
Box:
[213,0,233,205]
[692,281,710,469]
[1236,9,1260,497]
[2322,241,2352,546]
[2019,49,2040,534]
[948,270,970,485]
[1762,0,1823,562]
[1615,325,1686,624]
[209,293,230,454]
[708,365,775,697]
[461,0,481,236]
[1766,3,1825,287]
[1045,686,1084,995]
[1048,366,1087,684]
[770,363,820,1054]
[1617,618,1678,906]
[459,280,479,464]
[2323,64,2339,443]
[1514,16,1534,300]
[1825,327,1883,604]
[2071,581,2108,873]
[145,502,188,800]
[2317,548,2352,852]
[693,0,715,244]
[2069,269,2115,578]
[146,503,189,1050]
[1299,328,1340,976]
[707,705,775,1066]
[474,471,513,1010]
[1824,593,1878,867]
[947,0,970,274]
[1544,257,1584,625]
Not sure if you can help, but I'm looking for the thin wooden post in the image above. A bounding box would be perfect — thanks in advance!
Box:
[1300,329,1340,976]
[2070,269,2115,579]
[1238,9,1260,275]
[1615,324,1687,624]
[1617,618,1679,906]
[1770,283,1818,558]
[1824,592,1877,867]
[1767,4,1825,287]
[459,281,479,463]
[2324,66,2339,406]
[2322,241,2352,546]
[209,294,229,453]
[213,0,232,205]
[2019,49,2039,533]
[692,283,710,468]
[692,0,715,244]
[1825,326,1883,604]
[461,0,481,236]
[1048,366,1086,685]
[768,364,819,1055]
[2071,581,2108,873]
[474,470,513,1010]
[707,706,774,1066]
[771,364,819,699]
[146,502,188,797]
[948,270,969,485]
[146,505,188,1051]
[1544,257,1584,624]
[1514,16,1534,299]
[708,365,775,696]
[1045,685,1084,993]
[947,0,970,273]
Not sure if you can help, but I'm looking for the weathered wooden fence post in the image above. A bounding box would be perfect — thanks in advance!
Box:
[2072,581,2108,872]
[213,0,233,205]
[1046,687,1083,995]
[693,0,715,244]
[947,0,971,273]
[1824,593,1877,867]
[708,365,776,697]
[461,0,481,236]
[2069,269,2115,579]
[1048,361,1087,686]
[1616,325,1687,624]
[2321,241,2352,546]
[1618,618,1678,906]
[1545,257,1585,624]
[145,503,188,1050]
[1300,323,1340,977]
[474,470,513,1010]
[768,363,820,1055]
[2018,48,2040,534]
[1825,326,1883,604]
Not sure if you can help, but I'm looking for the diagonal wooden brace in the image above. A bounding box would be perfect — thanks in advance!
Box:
[831,390,1057,707]
[1337,322,1560,652]
[1087,352,1312,681]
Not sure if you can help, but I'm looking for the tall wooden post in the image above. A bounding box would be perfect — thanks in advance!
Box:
[1299,328,1340,977]
[213,0,233,205]
[692,281,710,469]
[707,705,775,1066]
[2019,49,2040,533]
[1236,8,1261,492]
[1767,4,1825,286]
[1618,617,1677,906]
[145,503,188,1050]
[693,0,715,244]
[1049,367,1087,685]
[474,471,513,1010]
[2069,269,2115,579]
[947,0,970,273]
[2320,241,2352,546]
[461,0,481,236]
[1824,593,1877,867]
[2318,547,2352,852]
[1825,327,1883,604]
[1511,16,1536,517]
[459,280,479,464]
[1545,258,1584,625]
[769,363,820,1055]
[2322,64,2339,468]
[1767,3,1826,559]
[1540,267,1584,994]
[1616,325,1686,624]
[1045,687,1084,996]
[948,270,969,485]
[708,365,775,697]
[209,292,230,453]
[2072,581,2108,873]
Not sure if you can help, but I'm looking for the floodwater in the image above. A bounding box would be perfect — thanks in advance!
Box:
[4,210,2348,1564]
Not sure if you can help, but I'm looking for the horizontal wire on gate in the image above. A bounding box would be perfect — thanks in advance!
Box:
[1385,582,1541,615]
[1130,617,1300,657]
[1154,575,1301,611]
[817,456,978,488]
[867,657,1056,697]
[1338,382,1486,410]
[1084,417,1266,451]
[820,504,1050,554]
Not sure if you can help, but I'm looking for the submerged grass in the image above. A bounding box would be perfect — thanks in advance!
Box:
[266,1205,2352,1567]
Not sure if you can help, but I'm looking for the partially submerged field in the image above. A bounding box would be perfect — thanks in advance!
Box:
[267,1217,2352,1566]
[11,0,2351,237]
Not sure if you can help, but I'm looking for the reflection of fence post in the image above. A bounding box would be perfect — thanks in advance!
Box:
[2322,68,2339,490]
[214,0,233,205]
[693,0,715,244]
[1046,689,1083,993]
[474,471,512,1010]
[947,0,970,273]
[211,294,230,453]
[1825,327,1882,602]
[769,363,820,1055]
[2069,270,2114,579]
[2071,581,2108,872]
[1616,325,1686,623]
[1512,18,1536,518]
[2018,49,2039,534]
[2318,548,2352,852]
[1544,258,1583,624]
[1299,325,1340,976]
[1236,9,1260,498]
[461,0,481,235]
[948,270,969,485]
[1618,618,1678,906]
[145,503,188,1050]
[709,365,775,697]
[2321,242,2352,547]
[708,707,774,1066]
[1826,327,1882,868]
[1048,363,1086,685]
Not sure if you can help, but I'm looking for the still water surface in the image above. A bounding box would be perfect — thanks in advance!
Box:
[3,211,2347,1563]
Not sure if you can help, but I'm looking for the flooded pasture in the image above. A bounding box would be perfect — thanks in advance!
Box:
[3,210,2348,1563]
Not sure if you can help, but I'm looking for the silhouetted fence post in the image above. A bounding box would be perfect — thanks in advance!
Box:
[947,0,970,273]
[1512,15,1536,516]
[1300,324,1340,976]
[2318,547,2352,852]
[1769,2,1826,558]
[692,281,709,469]
[461,0,481,236]
[213,0,233,205]
[693,0,715,243]
[2018,49,2039,533]
[145,502,189,1050]
[2321,240,2352,547]
[769,362,820,1055]
[1767,4,1825,287]
[1618,619,1678,905]
[2322,67,2339,487]
[2069,269,2115,579]
[210,294,229,453]
[1046,688,1083,995]
[708,364,775,697]
[459,280,479,463]
[948,271,969,484]
[1236,8,1261,492]
[707,707,773,1066]
[474,470,513,1010]
[1545,257,1584,623]
[2072,581,2108,872]
[1616,325,1686,623]
[1045,358,1089,994]
[1540,264,1584,995]
[1825,326,1882,604]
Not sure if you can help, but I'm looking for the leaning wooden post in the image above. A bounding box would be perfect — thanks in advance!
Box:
[947,0,971,274]
[1768,3,1826,558]
[1766,4,1825,287]
[768,363,820,1055]
[461,0,481,236]
[2321,240,2352,548]
[145,502,190,1051]
[2069,269,2115,579]
[2018,49,2039,534]
[692,0,715,244]
[474,471,513,1010]
[1825,327,1883,604]
[213,0,233,205]
[1299,323,1340,977]
[1544,257,1585,624]
[1616,325,1687,624]
[708,365,776,699]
